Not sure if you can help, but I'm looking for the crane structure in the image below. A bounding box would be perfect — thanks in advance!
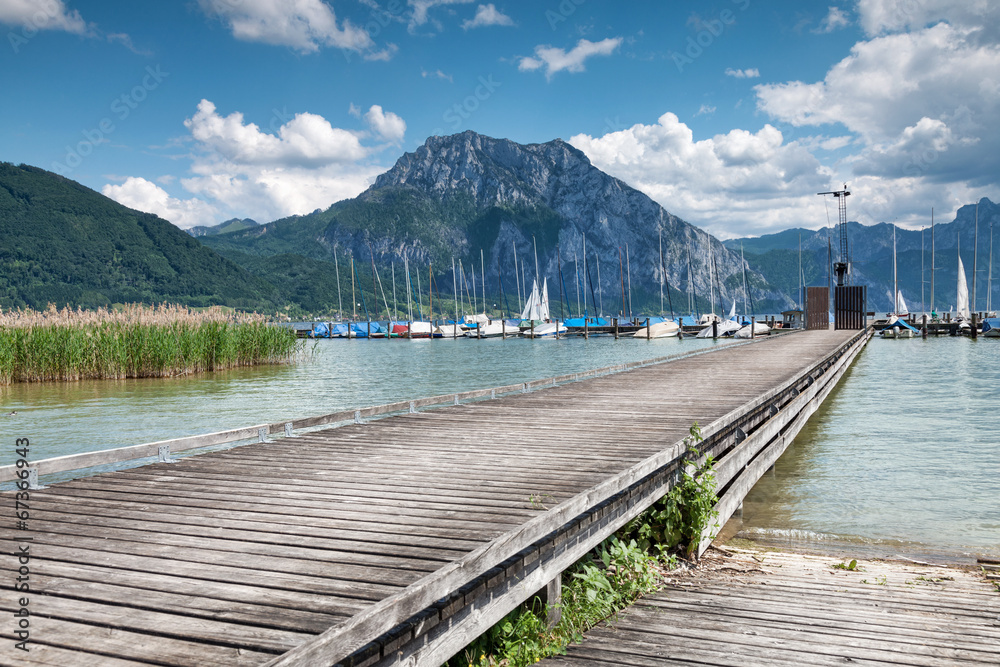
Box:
[818,185,851,286]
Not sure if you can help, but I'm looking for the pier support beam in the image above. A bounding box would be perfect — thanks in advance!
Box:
[546,576,562,629]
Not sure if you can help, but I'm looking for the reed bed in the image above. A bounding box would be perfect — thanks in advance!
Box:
[0,304,301,384]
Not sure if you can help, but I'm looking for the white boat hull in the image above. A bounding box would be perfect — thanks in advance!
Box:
[521,322,566,338]
[632,321,680,338]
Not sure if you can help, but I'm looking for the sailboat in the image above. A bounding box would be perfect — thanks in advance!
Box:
[881,225,916,338]
[518,278,550,326]
[956,251,972,333]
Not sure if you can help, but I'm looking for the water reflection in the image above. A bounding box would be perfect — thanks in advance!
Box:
[738,336,1000,561]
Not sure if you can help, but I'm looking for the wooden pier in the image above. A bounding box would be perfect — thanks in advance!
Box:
[1,329,869,666]
[540,548,1000,667]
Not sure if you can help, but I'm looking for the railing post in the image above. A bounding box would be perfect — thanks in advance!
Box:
[26,467,46,490]
[546,575,562,629]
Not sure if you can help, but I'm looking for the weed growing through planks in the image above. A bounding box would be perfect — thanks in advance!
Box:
[832,559,861,571]
[621,422,719,559]
[861,575,887,586]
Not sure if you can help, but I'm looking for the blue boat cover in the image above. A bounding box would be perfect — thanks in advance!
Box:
[982,318,1000,334]
[563,317,610,327]
[311,322,329,338]
[880,319,919,333]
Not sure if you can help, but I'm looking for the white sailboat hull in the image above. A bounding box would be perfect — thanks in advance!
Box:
[632,321,680,338]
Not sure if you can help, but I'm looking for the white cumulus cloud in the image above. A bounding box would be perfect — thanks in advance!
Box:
[725,67,760,79]
[856,0,1000,38]
[462,4,513,30]
[183,99,368,167]
[364,105,406,143]
[755,21,1000,186]
[408,0,474,32]
[102,177,220,230]
[519,37,622,80]
[103,101,403,228]
[0,0,89,33]
[815,6,851,33]
[198,0,373,54]
[570,113,832,238]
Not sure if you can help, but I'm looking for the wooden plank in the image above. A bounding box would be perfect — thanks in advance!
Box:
[1,616,275,666]
[543,549,1000,667]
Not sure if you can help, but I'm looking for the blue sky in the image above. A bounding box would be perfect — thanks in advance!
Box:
[2,0,997,238]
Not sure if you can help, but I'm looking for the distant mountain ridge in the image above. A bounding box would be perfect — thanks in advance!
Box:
[204,131,788,314]
[724,198,999,311]
[0,163,277,310]
[187,218,259,237]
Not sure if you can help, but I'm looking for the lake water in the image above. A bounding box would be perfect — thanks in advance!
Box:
[2,331,996,563]
[734,335,1000,563]
[0,334,720,470]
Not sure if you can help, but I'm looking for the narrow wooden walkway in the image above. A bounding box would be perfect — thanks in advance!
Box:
[541,548,1000,667]
[1,330,862,666]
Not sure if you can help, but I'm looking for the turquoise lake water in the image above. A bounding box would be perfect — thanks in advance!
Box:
[735,334,1000,563]
[2,331,996,562]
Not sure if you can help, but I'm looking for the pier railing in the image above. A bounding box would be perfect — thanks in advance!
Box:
[0,334,784,488]
[265,327,871,667]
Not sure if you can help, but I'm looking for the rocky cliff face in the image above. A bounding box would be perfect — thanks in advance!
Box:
[359,131,788,314]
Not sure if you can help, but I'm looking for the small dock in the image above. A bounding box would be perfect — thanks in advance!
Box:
[541,548,1000,667]
[1,329,868,666]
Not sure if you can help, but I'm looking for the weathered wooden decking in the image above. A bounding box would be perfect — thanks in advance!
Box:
[541,548,1000,666]
[2,330,864,666]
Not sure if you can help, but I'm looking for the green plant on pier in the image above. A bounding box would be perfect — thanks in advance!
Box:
[448,423,720,667]
[622,422,720,558]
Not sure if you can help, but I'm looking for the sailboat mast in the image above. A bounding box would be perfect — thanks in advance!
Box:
[404,255,412,321]
[351,255,357,321]
[452,258,458,324]
[575,250,581,318]
[532,235,540,284]
[471,264,477,313]
[892,224,898,315]
[512,241,522,312]
[415,262,423,321]
[921,228,925,314]
[989,217,994,314]
[618,247,626,317]
[931,208,935,312]
[597,253,603,315]
[973,203,979,313]
[557,244,565,321]
[429,264,434,325]
[392,262,398,321]
[481,249,486,316]
[687,239,696,316]
[798,232,802,312]
[334,250,343,320]
[708,238,715,315]
[625,243,633,319]
[742,244,748,318]
[659,229,664,316]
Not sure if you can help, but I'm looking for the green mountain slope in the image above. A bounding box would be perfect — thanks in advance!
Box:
[0,163,277,310]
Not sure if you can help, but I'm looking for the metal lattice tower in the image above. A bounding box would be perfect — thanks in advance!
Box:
[818,185,851,286]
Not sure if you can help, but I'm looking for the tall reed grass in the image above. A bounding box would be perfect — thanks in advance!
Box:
[0,304,301,384]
